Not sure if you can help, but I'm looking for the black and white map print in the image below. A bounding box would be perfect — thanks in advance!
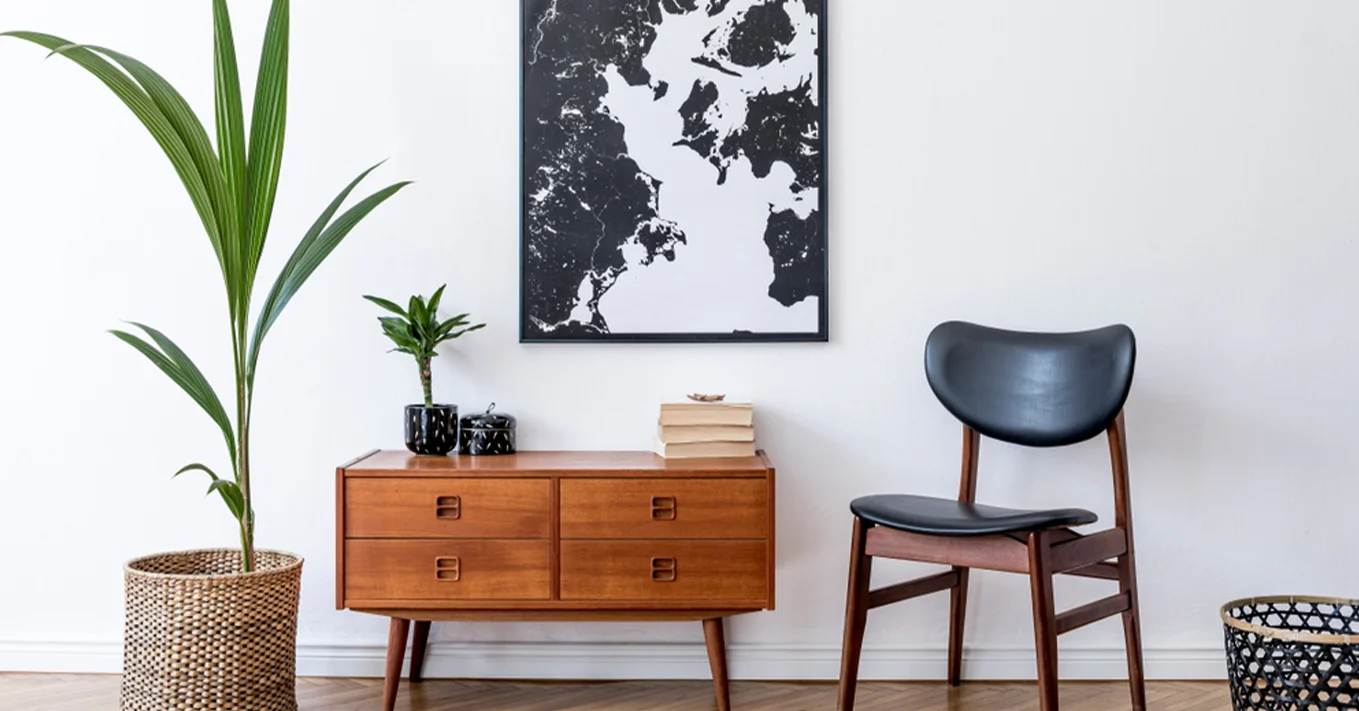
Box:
[521,0,827,342]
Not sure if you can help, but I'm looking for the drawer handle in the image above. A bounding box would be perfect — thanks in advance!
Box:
[436,495,461,520]
[650,496,677,520]
[435,556,461,582]
[651,557,677,583]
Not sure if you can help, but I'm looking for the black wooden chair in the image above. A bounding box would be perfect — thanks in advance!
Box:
[837,321,1145,711]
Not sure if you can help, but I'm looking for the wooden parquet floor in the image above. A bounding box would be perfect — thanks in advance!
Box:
[0,675,1228,711]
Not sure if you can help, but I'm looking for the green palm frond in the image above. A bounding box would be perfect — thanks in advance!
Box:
[4,0,408,572]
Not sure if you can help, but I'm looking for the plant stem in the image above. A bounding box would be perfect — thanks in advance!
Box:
[235,307,256,573]
[239,400,255,571]
[419,356,433,408]
[237,517,251,570]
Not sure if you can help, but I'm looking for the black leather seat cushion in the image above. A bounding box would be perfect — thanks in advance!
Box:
[850,494,1097,537]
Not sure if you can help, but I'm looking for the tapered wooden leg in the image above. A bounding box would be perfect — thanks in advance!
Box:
[837,517,873,711]
[703,617,731,711]
[1108,414,1146,711]
[383,617,410,711]
[947,566,969,686]
[410,620,431,683]
[1119,550,1147,711]
[1028,531,1059,711]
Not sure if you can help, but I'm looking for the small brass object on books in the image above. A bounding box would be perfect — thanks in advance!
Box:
[686,393,726,402]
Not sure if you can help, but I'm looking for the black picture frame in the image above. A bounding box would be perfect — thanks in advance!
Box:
[519,0,829,344]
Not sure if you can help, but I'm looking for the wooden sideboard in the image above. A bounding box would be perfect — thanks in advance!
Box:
[336,450,776,711]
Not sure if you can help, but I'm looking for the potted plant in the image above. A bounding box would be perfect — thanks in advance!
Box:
[3,1,408,708]
[365,285,485,455]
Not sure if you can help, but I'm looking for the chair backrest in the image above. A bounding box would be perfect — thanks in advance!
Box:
[924,321,1136,448]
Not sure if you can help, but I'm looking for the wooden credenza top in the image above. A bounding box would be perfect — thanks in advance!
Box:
[342,449,775,477]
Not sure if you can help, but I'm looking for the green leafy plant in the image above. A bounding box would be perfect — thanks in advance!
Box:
[3,0,410,571]
[365,286,485,408]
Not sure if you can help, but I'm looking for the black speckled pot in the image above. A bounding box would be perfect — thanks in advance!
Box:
[459,404,517,456]
[405,404,458,456]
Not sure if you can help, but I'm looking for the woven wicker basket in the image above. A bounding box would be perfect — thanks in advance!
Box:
[1221,595,1359,711]
[121,549,303,711]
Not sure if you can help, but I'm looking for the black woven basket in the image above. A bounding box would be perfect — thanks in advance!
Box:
[1222,596,1359,711]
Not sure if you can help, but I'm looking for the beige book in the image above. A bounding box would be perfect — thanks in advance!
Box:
[656,424,755,443]
[657,402,754,427]
[652,437,757,459]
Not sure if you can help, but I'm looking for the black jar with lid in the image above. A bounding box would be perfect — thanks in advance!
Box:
[459,403,517,455]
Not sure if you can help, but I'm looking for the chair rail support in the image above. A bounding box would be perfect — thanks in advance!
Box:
[1061,561,1121,581]
[1055,592,1132,635]
[867,570,960,609]
[865,527,1030,574]
[1049,528,1127,575]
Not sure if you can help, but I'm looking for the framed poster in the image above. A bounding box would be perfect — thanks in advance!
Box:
[521,0,828,343]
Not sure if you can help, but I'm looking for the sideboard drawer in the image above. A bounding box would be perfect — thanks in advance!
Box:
[559,540,767,602]
[345,478,550,539]
[559,478,767,539]
[344,539,551,601]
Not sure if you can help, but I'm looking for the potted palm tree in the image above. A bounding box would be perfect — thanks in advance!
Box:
[4,1,408,708]
[365,286,485,455]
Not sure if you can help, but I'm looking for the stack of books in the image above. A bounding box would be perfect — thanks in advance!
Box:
[653,401,756,458]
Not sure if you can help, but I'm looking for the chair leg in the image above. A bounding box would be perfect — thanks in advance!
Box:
[1028,531,1059,711]
[947,566,969,686]
[1120,550,1147,711]
[837,517,873,711]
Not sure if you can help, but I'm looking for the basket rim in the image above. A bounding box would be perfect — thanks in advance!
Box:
[1219,595,1358,645]
[123,548,304,581]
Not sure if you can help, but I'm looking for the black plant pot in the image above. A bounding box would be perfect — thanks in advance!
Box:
[405,404,458,455]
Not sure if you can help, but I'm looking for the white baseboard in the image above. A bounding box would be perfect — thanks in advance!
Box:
[0,640,1225,680]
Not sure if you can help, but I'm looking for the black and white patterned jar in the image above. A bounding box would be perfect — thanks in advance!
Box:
[405,404,458,456]
[459,404,516,456]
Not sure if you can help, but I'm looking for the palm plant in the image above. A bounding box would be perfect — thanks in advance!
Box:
[365,286,485,408]
[3,0,409,571]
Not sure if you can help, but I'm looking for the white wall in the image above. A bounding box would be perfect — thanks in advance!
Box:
[2,0,1358,681]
